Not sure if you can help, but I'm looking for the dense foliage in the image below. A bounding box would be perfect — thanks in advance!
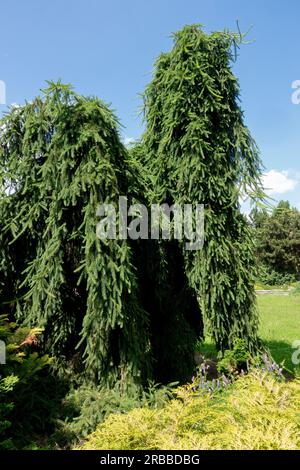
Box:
[141,25,263,352]
[0,26,264,387]
[0,315,53,449]
[56,380,175,446]
[79,370,300,450]
[0,24,274,450]
[0,81,200,386]
[252,201,300,285]
[0,83,153,386]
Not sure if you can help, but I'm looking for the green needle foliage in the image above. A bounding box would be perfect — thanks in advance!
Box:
[130,143,203,383]
[252,200,300,282]
[141,25,264,352]
[0,82,151,386]
[0,81,201,387]
[0,25,265,391]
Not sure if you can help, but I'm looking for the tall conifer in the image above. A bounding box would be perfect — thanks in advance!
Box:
[141,25,263,352]
[0,83,150,385]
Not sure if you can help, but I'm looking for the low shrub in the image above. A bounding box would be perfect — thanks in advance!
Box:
[0,315,56,449]
[53,379,176,448]
[256,265,297,287]
[217,339,250,375]
[78,370,300,450]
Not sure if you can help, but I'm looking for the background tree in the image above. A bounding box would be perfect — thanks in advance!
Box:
[252,201,300,282]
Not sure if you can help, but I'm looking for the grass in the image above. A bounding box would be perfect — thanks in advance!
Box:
[257,295,300,373]
[196,294,300,374]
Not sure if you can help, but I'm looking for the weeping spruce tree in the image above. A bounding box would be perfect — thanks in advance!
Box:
[0,82,152,386]
[141,25,263,353]
[0,81,200,385]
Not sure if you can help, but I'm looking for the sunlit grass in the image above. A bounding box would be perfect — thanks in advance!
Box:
[196,294,300,374]
[257,295,300,372]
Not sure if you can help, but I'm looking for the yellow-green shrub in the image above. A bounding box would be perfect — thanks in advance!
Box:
[78,371,300,450]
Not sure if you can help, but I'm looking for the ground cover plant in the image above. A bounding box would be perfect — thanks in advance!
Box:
[79,369,300,450]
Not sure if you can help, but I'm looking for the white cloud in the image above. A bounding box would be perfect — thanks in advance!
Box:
[262,170,298,195]
[123,136,135,147]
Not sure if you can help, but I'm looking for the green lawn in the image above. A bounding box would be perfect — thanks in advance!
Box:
[197,294,300,374]
[258,295,300,372]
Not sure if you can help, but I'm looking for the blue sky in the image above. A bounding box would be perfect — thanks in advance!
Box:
[1,0,300,207]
